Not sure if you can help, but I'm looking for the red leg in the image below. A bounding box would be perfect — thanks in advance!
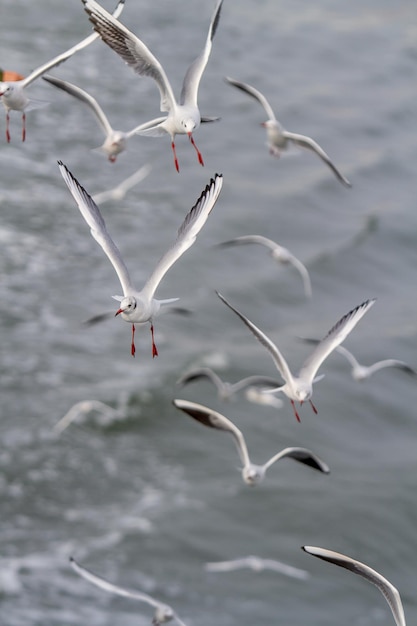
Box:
[171,141,180,172]
[6,112,11,143]
[109,155,116,163]
[290,399,301,423]
[150,324,158,358]
[189,134,204,166]
[22,112,26,142]
[309,399,318,414]
[130,324,136,357]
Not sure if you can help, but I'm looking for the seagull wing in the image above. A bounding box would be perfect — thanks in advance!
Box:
[334,345,362,369]
[204,557,252,572]
[58,161,134,296]
[229,375,282,394]
[82,0,176,113]
[177,367,225,394]
[140,174,223,301]
[299,299,376,384]
[69,557,160,607]
[217,234,278,252]
[180,0,223,107]
[282,131,351,187]
[20,0,125,88]
[367,359,416,376]
[301,547,406,626]
[263,447,330,473]
[225,77,277,121]
[173,399,251,469]
[43,75,113,136]
[285,253,312,298]
[216,292,293,385]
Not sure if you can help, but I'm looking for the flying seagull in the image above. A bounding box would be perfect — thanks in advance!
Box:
[58,161,222,357]
[173,399,330,485]
[82,0,223,171]
[225,76,351,187]
[216,291,375,422]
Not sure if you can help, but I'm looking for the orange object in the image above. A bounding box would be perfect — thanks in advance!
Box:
[0,69,24,81]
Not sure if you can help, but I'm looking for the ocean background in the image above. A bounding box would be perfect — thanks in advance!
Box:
[0,0,416,624]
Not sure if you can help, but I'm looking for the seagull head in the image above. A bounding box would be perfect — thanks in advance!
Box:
[114,295,137,318]
[0,82,12,97]
[182,118,197,134]
[295,387,310,403]
[242,465,262,486]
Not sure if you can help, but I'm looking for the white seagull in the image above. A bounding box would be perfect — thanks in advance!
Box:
[302,546,406,626]
[225,76,351,187]
[173,399,330,485]
[205,555,309,580]
[218,234,312,298]
[177,366,282,401]
[69,557,188,626]
[58,161,222,357]
[92,164,152,204]
[0,0,125,143]
[216,292,375,422]
[81,0,223,172]
[42,74,147,162]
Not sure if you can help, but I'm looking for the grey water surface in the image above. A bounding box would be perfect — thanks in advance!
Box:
[0,1,416,625]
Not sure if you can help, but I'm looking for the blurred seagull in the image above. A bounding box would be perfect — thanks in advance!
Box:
[54,393,129,434]
[43,74,147,162]
[205,556,309,580]
[302,546,406,626]
[173,399,330,485]
[58,161,222,357]
[177,366,281,401]
[216,292,375,422]
[81,0,223,172]
[70,557,188,626]
[218,235,312,298]
[92,164,152,204]
[0,0,125,142]
[225,76,351,187]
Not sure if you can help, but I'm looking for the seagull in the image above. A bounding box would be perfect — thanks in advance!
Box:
[205,556,309,580]
[54,395,128,434]
[58,161,223,357]
[302,546,406,626]
[92,164,152,204]
[69,557,188,626]
[225,76,351,187]
[177,366,282,401]
[217,235,312,298]
[173,399,330,485]
[42,74,147,162]
[216,292,376,422]
[0,0,125,143]
[81,0,223,172]
[300,339,416,382]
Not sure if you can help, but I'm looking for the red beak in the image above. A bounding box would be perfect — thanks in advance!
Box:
[115,308,123,316]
